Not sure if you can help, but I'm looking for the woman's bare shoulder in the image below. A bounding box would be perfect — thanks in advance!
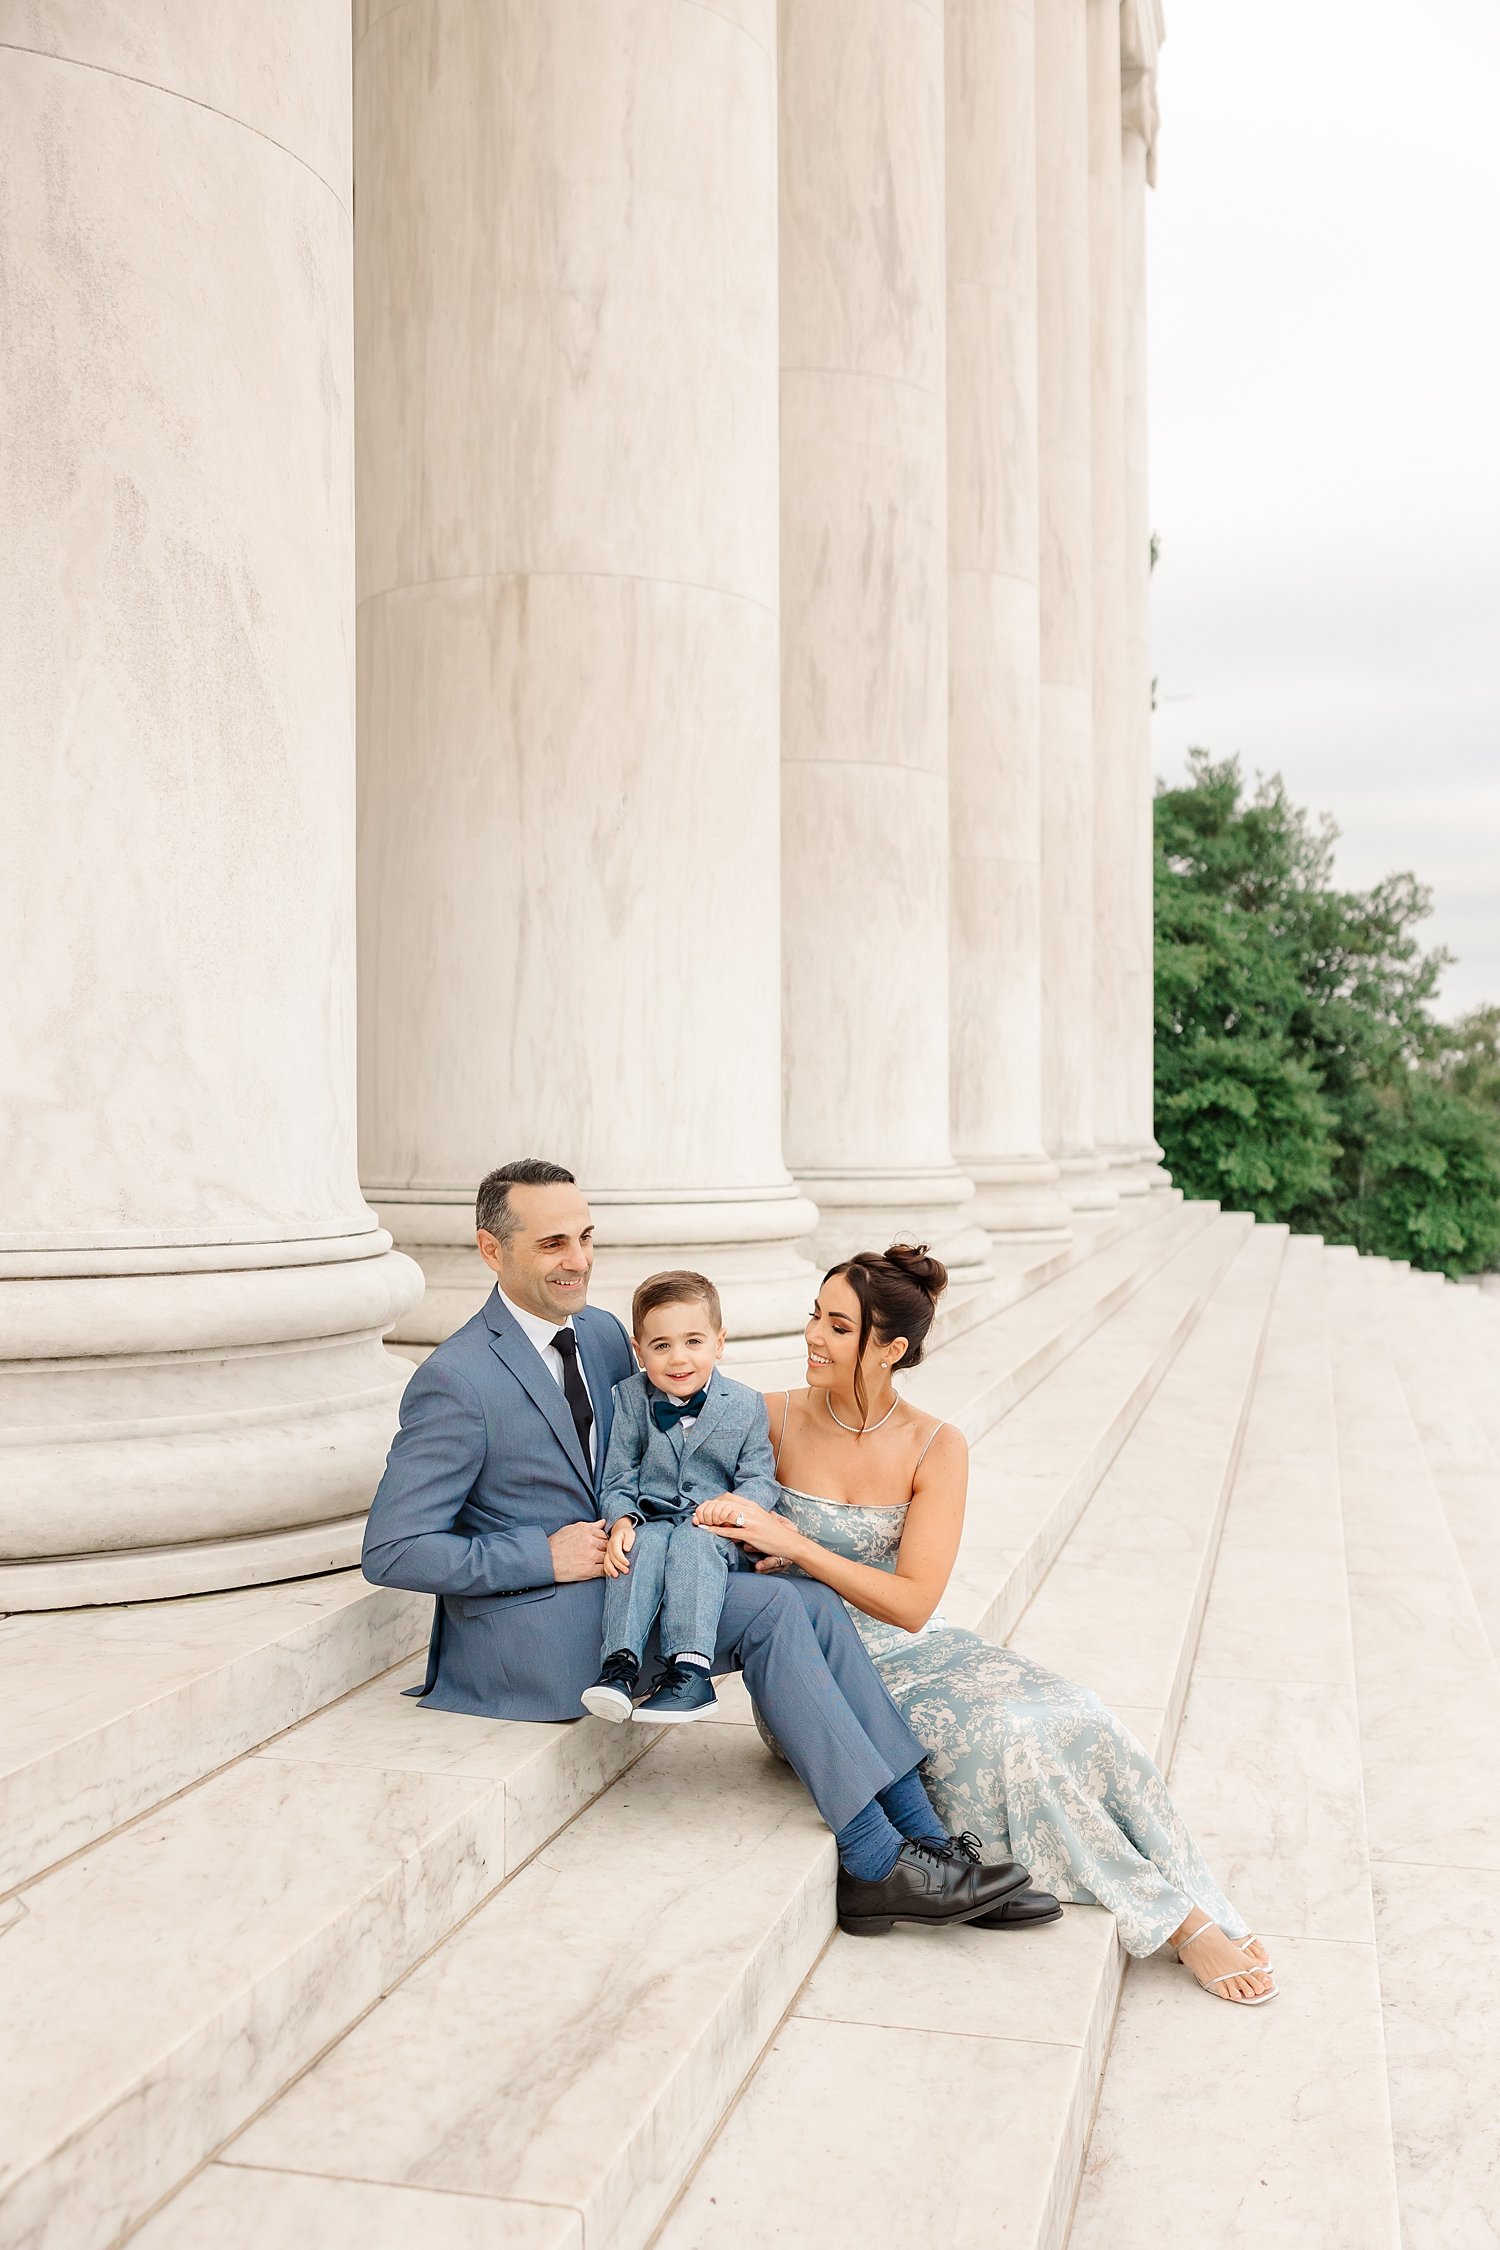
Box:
[909,1410,968,1469]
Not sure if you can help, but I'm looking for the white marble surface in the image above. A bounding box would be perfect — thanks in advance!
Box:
[353,0,818,1345]
[0,1573,427,1891]
[0,6,421,1599]
[1071,1931,1400,2250]
[0,1755,506,2250]
[778,0,987,1279]
[1166,1679,1373,1943]
[1035,0,1104,1187]
[1072,1240,1401,2248]
[946,0,1071,1243]
[228,1728,832,2250]
[1086,0,1135,1165]
[1330,1262,1500,1874]
[0,1652,650,2250]
[1394,1290,1500,1666]
[1117,92,1161,1168]
[1012,1225,1284,1740]
[1372,1860,1500,2247]
[133,2166,582,2250]
[656,2015,1087,2250]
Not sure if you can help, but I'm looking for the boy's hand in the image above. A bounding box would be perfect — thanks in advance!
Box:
[603,1518,636,1578]
[693,1493,744,1528]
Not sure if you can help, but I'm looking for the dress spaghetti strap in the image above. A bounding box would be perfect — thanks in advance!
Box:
[913,1419,946,1473]
[773,1390,792,1471]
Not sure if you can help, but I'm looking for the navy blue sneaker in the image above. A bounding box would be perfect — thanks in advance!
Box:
[580,1649,640,1723]
[636,1660,718,1724]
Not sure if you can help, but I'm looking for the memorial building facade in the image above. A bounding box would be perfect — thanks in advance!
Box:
[1,0,1167,1607]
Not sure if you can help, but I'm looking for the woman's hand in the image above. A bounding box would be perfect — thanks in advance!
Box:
[692,1495,804,1563]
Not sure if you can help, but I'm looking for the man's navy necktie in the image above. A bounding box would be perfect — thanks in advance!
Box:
[550,1327,594,1467]
[651,1386,709,1432]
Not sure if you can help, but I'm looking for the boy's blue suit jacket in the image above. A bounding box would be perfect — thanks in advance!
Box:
[599,1368,780,1527]
[361,1289,635,1719]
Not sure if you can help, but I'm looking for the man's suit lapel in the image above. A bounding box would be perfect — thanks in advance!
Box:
[574,1311,618,1496]
[483,1294,592,1492]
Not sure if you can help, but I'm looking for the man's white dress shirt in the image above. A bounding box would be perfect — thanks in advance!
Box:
[496,1286,596,1468]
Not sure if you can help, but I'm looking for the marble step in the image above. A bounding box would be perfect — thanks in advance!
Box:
[889,1185,1172,1363]
[1326,1250,1500,2249]
[1430,1280,1500,1463]
[649,1224,1285,2250]
[0,1201,1231,2250]
[0,1574,430,1896]
[0,1197,1202,1901]
[949,1208,1251,1647]
[1070,1234,1402,2250]
[906,1195,1215,1442]
[0,1673,655,2250]
[124,1215,1259,2250]
[1386,1275,1500,1668]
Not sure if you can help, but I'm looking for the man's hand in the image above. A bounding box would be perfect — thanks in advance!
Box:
[603,1518,636,1579]
[548,1520,609,1582]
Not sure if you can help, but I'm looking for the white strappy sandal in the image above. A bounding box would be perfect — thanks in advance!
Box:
[1176,1920,1279,2005]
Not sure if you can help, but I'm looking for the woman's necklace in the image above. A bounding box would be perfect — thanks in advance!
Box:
[825,1390,900,1436]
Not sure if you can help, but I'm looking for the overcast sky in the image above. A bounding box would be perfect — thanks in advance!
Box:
[1147,0,1500,1017]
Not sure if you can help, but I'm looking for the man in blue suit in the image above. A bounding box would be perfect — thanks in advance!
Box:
[362,1157,1030,1934]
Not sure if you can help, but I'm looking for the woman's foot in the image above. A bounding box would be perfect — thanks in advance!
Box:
[1170,1913,1277,2003]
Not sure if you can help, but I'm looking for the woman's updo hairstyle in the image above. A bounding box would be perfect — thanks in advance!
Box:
[823,1243,949,1429]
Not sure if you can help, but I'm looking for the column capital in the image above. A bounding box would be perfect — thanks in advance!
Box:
[1120,0,1164,181]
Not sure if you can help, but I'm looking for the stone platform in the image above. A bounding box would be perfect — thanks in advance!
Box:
[2,1204,1493,2248]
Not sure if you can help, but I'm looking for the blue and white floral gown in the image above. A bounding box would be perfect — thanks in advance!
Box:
[769,1485,1249,1958]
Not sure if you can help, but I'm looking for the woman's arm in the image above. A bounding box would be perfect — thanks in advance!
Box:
[695,1423,968,1633]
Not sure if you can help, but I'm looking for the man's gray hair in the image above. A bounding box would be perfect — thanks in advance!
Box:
[476,1158,577,1244]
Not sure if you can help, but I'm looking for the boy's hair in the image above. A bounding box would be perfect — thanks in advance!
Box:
[631,1269,723,1337]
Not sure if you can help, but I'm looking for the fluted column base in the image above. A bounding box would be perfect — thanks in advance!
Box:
[1054,1154,1120,1214]
[794,1170,993,1282]
[958,1155,1074,1243]
[0,1236,423,1611]
[376,1185,822,1357]
[1098,1142,1152,1197]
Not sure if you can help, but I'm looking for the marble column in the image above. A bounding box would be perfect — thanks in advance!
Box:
[1036,0,1116,1210]
[0,6,422,1608]
[945,0,1072,1244]
[1086,0,1147,1193]
[779,0,989,1278]
[355,0,818,1349]
[1121,2,1171,1187]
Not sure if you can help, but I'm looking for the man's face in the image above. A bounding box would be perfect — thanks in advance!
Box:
[478,1182,595,1324]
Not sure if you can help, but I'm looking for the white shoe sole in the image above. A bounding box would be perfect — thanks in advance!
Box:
[580,1684,635,1722]
[636,1700,716,1726]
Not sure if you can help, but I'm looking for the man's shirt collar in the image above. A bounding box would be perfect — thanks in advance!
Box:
[496,1284,574,1355]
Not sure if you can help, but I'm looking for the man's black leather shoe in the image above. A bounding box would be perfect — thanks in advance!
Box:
[836,1839,1030,1936]
[968,1886,1064,1929]
[928,1831,1063,1928]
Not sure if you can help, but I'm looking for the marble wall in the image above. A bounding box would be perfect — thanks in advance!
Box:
[777,0,988,1280]
[0,2,421,1607]
[3,0,1165,1602]
[353,0,819,1345]
[945,0,1072,1244]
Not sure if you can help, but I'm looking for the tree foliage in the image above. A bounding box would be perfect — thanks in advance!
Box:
[1153,751,1500,1275]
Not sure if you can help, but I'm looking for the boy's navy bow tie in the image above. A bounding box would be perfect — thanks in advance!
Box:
[651,1387,709,1431]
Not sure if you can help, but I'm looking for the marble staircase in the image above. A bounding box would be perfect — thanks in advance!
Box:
[4,1210,1492,2247]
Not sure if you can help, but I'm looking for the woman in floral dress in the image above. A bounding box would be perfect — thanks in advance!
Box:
[696,1244,1276,2006]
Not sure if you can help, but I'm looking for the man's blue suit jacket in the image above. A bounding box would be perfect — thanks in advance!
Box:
[362,1289,635,1720]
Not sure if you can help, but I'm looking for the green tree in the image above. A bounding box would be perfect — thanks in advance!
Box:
[1153,751,1500,1275]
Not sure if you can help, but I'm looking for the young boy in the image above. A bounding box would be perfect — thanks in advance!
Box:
[580,1269,780,1726]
